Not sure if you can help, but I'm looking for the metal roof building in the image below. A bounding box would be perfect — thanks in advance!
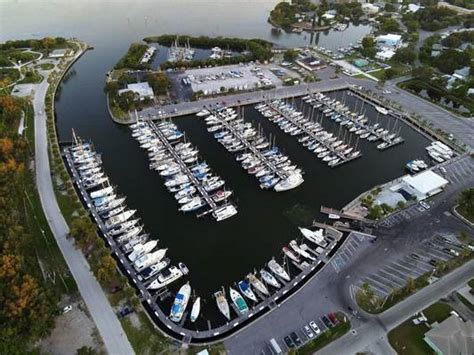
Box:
[402,170,449,199]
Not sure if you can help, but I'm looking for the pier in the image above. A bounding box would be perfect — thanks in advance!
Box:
[148,121,220,213]
[264,100,361,167]
[211,108,291,181]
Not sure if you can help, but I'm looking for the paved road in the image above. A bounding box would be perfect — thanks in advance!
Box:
[33,61,134,353]
[320,260,474,355]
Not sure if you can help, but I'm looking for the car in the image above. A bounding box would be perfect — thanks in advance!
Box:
[290,332,302,346]
[420,201,430,209]
[328,313,339,325]
[449,249,460,257]
[62,305,72,314]
[283,336,294,348]
[322,315,333,328]
[303,325,314,339]
[440,167,447,173]
[429,259,437,266]
[309,321,321,335]
[118,306,133,318]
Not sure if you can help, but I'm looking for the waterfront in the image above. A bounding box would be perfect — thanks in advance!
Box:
[1,0,431,327]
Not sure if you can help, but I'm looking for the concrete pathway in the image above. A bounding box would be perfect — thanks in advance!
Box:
[33,55,134,354]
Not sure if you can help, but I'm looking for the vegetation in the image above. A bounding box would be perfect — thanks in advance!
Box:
[37,63,55,71]
[268,0,316,29]
[0,49,40,67]
[444,0,474,10]
[457,188,474,222]
[284,49,299,62]
[333,2,363,22]
[360,36,376,59]
[457,292,474,311]
[296,313,350,354]
[388,302,453,354]
[392,46,417,65]
[0,95,76,353]
[441,30,474,48]
[19,69,43,84]
[114,43,149,70]
[0,68,21,91]
[377,16,401,33]
[0,37,69,55]
[144,35,274,69]
[146,72,170,96]
[409,6,461,31]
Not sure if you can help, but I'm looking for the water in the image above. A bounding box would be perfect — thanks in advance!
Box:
[1,0,428,326]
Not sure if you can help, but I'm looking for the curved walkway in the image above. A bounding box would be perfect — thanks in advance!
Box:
[33,55,134,354]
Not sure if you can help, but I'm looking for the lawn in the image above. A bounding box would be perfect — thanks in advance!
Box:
[19,70,43,84]
[457,292,474,311]
[37,62,55,70]
[296,313,351,354]
[388,301,453,355]
[468,279,474,288]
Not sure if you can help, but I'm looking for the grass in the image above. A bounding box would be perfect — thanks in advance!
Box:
[0,67,20,83]
[388,301,453,355]
[37,63,55,70]
[423,302,453,323]
[120,311,170,355]
[457,205,474,223]
[19,70,43,84]
[296,313,351,354]
[457,293,474,311]
[468,279,474,289]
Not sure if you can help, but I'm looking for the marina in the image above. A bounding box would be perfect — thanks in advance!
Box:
[201,106,305,192]
[130,119,238,221]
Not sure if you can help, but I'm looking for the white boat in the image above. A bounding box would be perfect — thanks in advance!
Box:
[134,249,167,271]
[248,273,269,296]
[299,227,325,245]
[105,210,136,228]
[190,297,201,322]
[196,109,210,117]
[115,225,143,244]
[238,280,257,302]
[229,287,248,315]
[179,197,206,212]
[375,106,388,115]
[147,266,183,290]
[212,204,238,222]
[170,283,191,323]
[214,289,231,320]
[128,240,158,262]
[268,259,290,281]
[90,186,114,199]
[260,269,281,289]
[138,258,170,281]
[283,246,300,262]
[274,173,304,192]
[289,240,316,261]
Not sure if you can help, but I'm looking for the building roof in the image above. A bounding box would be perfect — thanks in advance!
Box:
[377,34,402,43]
[424,315,474,355]
[376,48,396,60]
[49,48,68,57]
[402,170,448,195]
[119,82,154,98]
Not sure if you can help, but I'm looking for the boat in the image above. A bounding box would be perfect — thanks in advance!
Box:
[214,289,231,320]
[268,259,290,281]
[105,210,136,228]
[375,106,388,115]
[134,249,167,271]
[109,219,140,236]
[212,190,232,202]
[178,262,189,275]
[274,173,304,192]
[190,297,201,322]
[128,240,158,262]
[121,233,149,251]
[328,213,341,220]
[115,226,143,244]
[212,204,238,222]
[90,186,114,199]
[147,266,183,290]
[238,280,257,302]
[247,273,269,296]
[138,258,170,281]
[289,240,316,261]
[260,269,281,289]
[196,109,210,117]
[283,246,300,262]
[229,287,249,315]
[169,283,191,323]
[299,227,326,245]
[179,197,206,212]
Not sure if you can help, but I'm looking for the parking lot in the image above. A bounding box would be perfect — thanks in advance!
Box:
[379,198,436,229]
[357,234,466,298]
[331,232,374,273]
[434,155,474,186]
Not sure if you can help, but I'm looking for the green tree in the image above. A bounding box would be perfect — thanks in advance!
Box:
[283,49,299,62]
[361,36,376,58]
[70,217,97,250]
[392,46,417,64]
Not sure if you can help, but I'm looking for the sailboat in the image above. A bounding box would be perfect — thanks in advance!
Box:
[229,287,249,315]
[214,288,231,320]
[238,280,258,302]
[190,297,201,322]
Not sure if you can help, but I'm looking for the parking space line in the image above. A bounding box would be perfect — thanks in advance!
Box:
[390,262,422,276]
[375,272,404,288]
[378,270,406,287]
[383,266,409,282]
[366,276,393,293]
[361,279,390,296]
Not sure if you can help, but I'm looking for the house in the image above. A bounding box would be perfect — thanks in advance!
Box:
[49,49,69,58]
[296,55,327,71]
[361,3,379,15]
[423,315,474,355]
[453,67,470,81]
[376,34,402,49]
[375,48,396,61]
[407,3,422,12]
[118,82,154,100]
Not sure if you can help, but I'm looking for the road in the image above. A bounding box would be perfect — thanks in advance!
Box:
[33,57,134,354]
[320,260,474,355]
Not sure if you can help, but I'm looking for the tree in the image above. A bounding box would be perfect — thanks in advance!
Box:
[412,66,433,81]
[96,254,117,284]
[283,49,298,62]
[458,188,474,221]
[379,17,401,33]
[361,36,376,58]
[392,47,416,64]
[406,277,416,292]
[70,217,97,250]
[146,72,170,96]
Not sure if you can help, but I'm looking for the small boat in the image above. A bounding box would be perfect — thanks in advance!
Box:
[169,283,191,323]
[214,289,231,320]
[147,266,183,290]
[299,227,326,246]
[212,204,238,222]
[178,262,189,275]
[268,259,290,281]
[134,249,167,271]
[248,273,269,296]
[274,173,304,192]
[190,297,201,322]
[283,246,300,262]
[375,106,388,115]
[260,269,281,289]
[138,258,170,281]
[238,280,257,302]
[229,287,248,315]
[212,190,233,202]
[128,240,158,262]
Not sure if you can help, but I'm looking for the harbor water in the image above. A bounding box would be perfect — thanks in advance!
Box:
[2,0,430,328]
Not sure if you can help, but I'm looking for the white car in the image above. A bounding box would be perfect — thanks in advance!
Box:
[309,321,321,335]
[420,201,430,209]
[62,305,72,314]
[304,325,315,339]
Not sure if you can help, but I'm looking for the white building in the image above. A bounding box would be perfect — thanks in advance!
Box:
[376,34,403,49]
[118,82,154,100]
[362,3,379,15]
[401,170,449,200]
[375,48,396,61]
[49,49,69,58]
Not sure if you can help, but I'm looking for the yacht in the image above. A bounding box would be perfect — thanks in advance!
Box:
[121,233,149,251]
[214,289,231,320]
[283,246,300,262]
[229,287,249,315]
[138,258,170,281]
[179,197,206,212]
[170,283,191,323]
[375,106,388,115]
[212,204,238,222]
[109,219,140,236]
[90,186,114,199]
[260,269,281,289]
[134,249,167,272]
[212,190,233,202]
[299,227,327,246]
[128,240,158,262]
[115,225,143,244]
[268,259,290,281]
[105,210,136,228]
[147,266,183,290]
[247,273,269,296]
[289,240,316,261]
[274,173,304,192]
[238,280,258,302]
[190,297,201,322]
